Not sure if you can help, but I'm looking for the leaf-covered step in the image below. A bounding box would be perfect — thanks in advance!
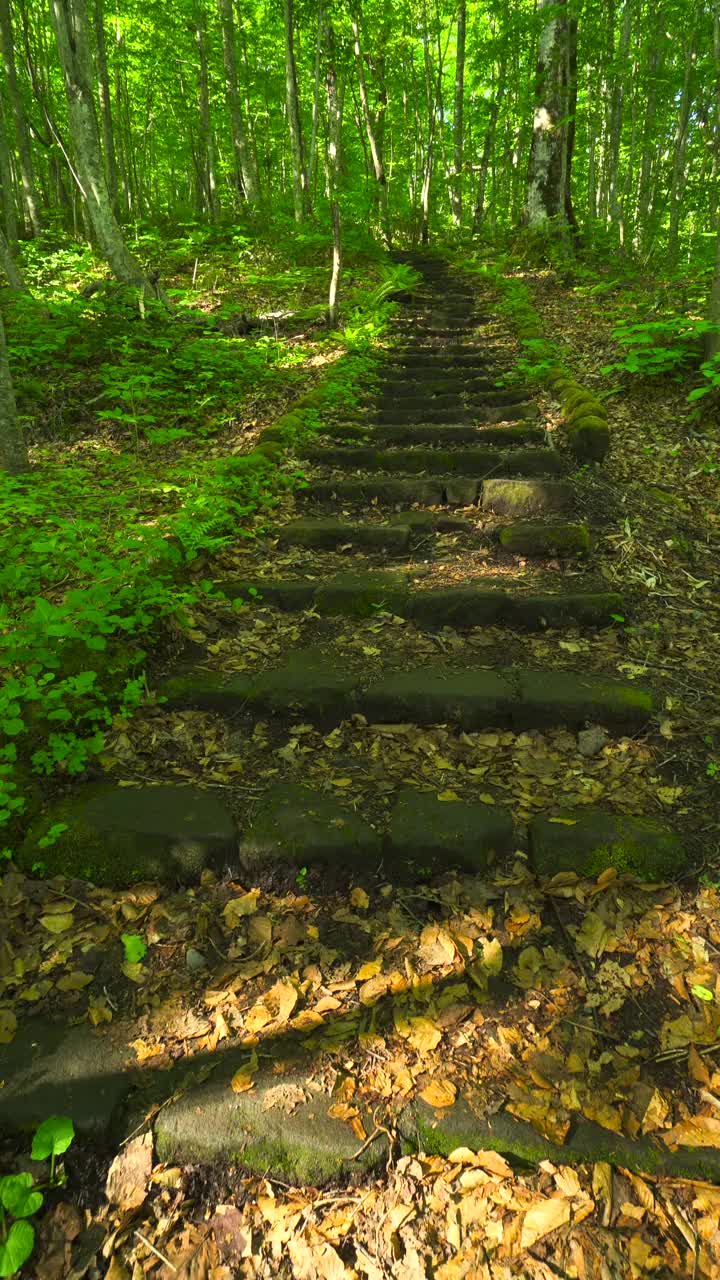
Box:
[300,445,562,477]
[163,658,654,732]
[392,351,494,369]
[381,373,503,393]
[373,402,539,424]
[376,388,531,409]
[298,475,575,510]
[277,518,413,552]
[529,810,686,881]
[322,424,546,448]
[221,573,623,629]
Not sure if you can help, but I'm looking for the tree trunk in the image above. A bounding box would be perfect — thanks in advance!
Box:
[217,0,259,205]
[49,0,160,296]
[93,0,118,211]
[563,14,579,233]
[0,227,26,290]
[667,26,696,264]
[0,99,18,245]
[607,0,632,242]
[525,0,572,228]
[473,76,505,235]
[324,19,342,327]
[308,0,323,196]
[284,0,309,221]
[0,0,42,235]
[350,3,391,247]
[196,10,219,220]
[0,311,28,473]
[450,0,466,227]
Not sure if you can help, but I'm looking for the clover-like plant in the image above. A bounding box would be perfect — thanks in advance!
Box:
[0,1116,74,1277]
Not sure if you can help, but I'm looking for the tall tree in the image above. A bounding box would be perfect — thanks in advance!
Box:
[0,0,42,234]
[350,2,391,247]
[450,0,466,226]
[217,0,260,205]
[49,0,161,295]
[525,0,574,228]
[93,0,119,211]
[324,17,342,326]
[283,0,310,221]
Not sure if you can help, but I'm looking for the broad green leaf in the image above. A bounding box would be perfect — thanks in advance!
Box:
[31,1115,74,1161]
[0,1173,43,1218]
[0,1220,35,1277]
[121,934,147,965]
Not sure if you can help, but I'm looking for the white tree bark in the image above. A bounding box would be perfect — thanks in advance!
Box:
[525,0,570,228]
[49,0,159,295]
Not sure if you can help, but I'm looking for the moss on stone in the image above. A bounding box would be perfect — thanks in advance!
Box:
[563,389,598,415]
[499,521,591,557]
[567,401,606,425]
[530,810,686,881]
[566,418,611,462]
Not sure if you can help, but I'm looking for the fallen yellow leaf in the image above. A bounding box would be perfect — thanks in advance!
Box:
[350,887,370,910]
[39,913,74,934]
[419,1079,457,1108]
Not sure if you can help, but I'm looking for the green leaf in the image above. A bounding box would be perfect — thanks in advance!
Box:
[0,1220,35,1277]
[0,1173,43,1218]
[31,1115,74,1161]
[692,984,715,1002]
[121,933,147,965]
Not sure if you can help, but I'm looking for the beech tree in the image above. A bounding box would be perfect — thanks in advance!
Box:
[525,0,575,229]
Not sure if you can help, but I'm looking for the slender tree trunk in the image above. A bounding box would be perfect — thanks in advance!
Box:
[0,0,42,234]
[525,0,572,227]
[284,0,309,221]
[49,0,160,296]
[668,24,696,264]
[217,0,259,205]
[450,0,466,226]
[473,76,505,234]
[93,0,118,210]
[0,227,26,290]
[350,3,391,247]
[563,14,579,232]
[0,99,18,245]
[196,10,219,220]
[324,19,342,327]
[587,66,598,226]
[636,31,661,252]
[0,311,28,473]
[607,0,632,240]
[308,0,323,196]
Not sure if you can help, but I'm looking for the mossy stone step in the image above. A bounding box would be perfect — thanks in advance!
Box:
[221,575,623,629]
[499,521,590,557]
[481,478,573,515]
[389,789,513,872]
[400,1097,720,1181]
[19,783,237,886]
[299,477,448,505]
[277,518,412,552]
[377,388,531,411]
[239,782,381,871]
[155,1062,386,1184]
[530,810,686,880]
[374,403,539,425]
[393,353,493,369]
[300,445,561,478]
[381,375,501,393]
[322,424,545,448]
[164,660,654,732]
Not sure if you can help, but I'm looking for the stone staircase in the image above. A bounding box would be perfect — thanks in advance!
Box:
[5,253,689,1180]
[162,252,682,877]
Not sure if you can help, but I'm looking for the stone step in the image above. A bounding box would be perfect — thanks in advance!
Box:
[322,424,546,448]
[380,377,502,395]
[277,518,413,552]
[373,402,539,425]
[377,389,531,409]
[299,476,574,512]
[392,352,494,368]
[222,572,620,628]
[163,659,655,732]
[300,445,562,477]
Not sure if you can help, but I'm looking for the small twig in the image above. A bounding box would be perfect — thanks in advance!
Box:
[135,1230,178,1272]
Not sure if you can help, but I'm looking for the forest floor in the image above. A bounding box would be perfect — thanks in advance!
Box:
[2,241,720,1279]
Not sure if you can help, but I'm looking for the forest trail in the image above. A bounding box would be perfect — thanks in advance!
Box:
[4,257,720,1279]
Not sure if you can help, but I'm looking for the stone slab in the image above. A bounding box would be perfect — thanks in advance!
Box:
[369,425,546,447]
[239,782,381,870]
[314,571,409,618]
[515,671,654,729]
[19,784,238,886]
[0,1021,132,1138]
[388,789,514,872]
[499,521,590,557]
[299,478,445,506]
[529,810,686,880]
[359,669,516,729]
[278,519,411,553]
[481,479,574,516]
[155,1063,386,1184]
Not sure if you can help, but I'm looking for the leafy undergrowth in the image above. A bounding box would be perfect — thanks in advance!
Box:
[0,221,406,852]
